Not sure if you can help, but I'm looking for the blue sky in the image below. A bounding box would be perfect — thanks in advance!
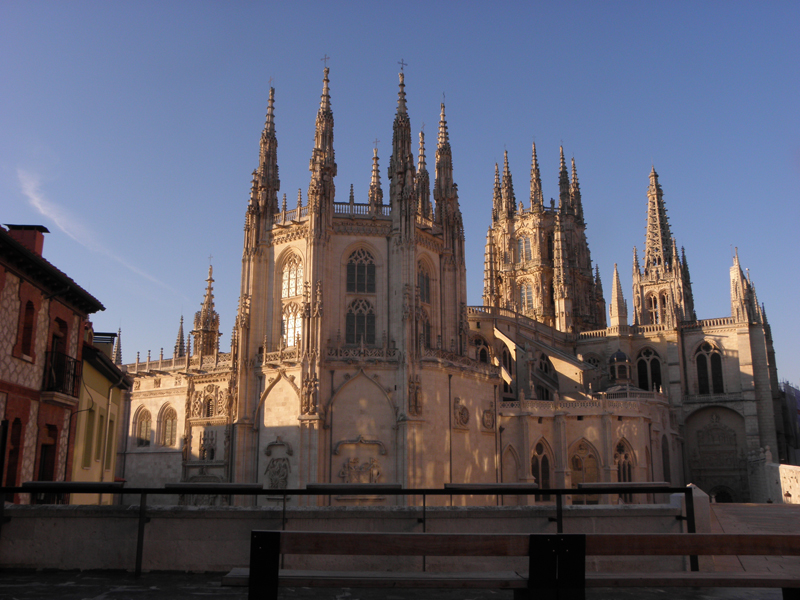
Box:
[2,2,798,384]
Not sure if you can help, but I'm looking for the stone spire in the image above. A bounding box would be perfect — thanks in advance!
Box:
[112,328,122,366]
[553,215,573,332]
[416,131,431,218]
[193,266,221,356]
[501,150,516,219]
[173,316,185,358]
[730,248,758,324]
[434,103,455,222]
[570,157,584,223]
[311,68,335,164]
[244,86,280,250]
[491,163,501,222]
[594,265,607,329]
[529,142,543,211]
[483,230,498,306]
[681,246,696,320]
[369,147,384,212]
[643,166,672,275]
[558,146,570,212]
[609,263,628,328]
[306,67,337,234]
[389,71,415,214]
[256,87,280,210]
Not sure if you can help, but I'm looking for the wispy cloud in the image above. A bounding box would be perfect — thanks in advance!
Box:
[17,168,179,293]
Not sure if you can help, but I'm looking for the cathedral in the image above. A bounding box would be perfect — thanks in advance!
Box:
[119,68,785,505]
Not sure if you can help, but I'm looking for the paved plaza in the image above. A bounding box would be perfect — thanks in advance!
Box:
[1,503,798,600]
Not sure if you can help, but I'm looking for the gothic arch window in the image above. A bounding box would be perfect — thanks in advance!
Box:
[282,302,302,347]
[346,248,376,294]
[474,337,489,363]
[21,301,35,356]
[538,353,553,377]
[546,233,554,262]
[636,348,662,392]
[659,291,669,324]
[281,255,303,299]
[570,441,600,505]
[696,342,724,395]
[647,294,660,324]
[417,261,431,305]
[419,308,432,349]
[517,237,532,262]
[346,299,375,345]
[519,281,534,313]
[614,440,635,502]
[531,440,552,501]
[136,409,152,447]
[160,407,177,447]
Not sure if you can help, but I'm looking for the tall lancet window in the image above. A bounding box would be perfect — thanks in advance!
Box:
[282,303,302,347]
[282,255,303,298]
[418,261,431,305]
[346,299,375,345]
[517,237,532,262]
[346,249,376,293]
[520,281,534,313]
[696,342,724,395]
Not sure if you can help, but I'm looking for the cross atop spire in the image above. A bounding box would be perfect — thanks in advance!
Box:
[398,58,407,72]
[321,53,330,67]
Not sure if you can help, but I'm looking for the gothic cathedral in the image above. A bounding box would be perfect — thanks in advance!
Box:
[120,68,785,505]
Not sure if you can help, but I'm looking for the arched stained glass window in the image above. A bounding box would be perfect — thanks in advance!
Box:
[282,303,302,347]
[281,255,303,298]
[136,410,152,447]
[161,408,177,447]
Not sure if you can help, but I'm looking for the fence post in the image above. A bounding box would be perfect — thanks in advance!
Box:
[135,492,148,577]
[684,487,698,571]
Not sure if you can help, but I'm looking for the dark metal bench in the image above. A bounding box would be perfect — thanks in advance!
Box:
[248,531,800,600]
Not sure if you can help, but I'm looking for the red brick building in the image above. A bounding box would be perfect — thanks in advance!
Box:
[0,225,103,503]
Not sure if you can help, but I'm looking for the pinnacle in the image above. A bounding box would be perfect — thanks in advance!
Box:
[438,103,449,148]
[319,67,331,113]
[264,87,276,136]
[397,72,408,115]
[418,131,426,171]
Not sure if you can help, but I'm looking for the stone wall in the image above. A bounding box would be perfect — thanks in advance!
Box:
[748,447,800,503]
[0,499,703,572]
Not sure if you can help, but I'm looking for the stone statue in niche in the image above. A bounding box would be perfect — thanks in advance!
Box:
[338,457,381,484]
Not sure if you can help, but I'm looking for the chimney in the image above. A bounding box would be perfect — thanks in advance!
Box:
[5,225,49,256]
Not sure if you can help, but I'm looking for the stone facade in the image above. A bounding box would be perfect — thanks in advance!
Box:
[120,68,786,505]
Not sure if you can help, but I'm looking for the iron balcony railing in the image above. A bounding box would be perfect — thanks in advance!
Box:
[43,351,81,397]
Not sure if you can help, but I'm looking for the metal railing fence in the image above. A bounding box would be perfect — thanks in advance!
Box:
[0,483,697,576]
